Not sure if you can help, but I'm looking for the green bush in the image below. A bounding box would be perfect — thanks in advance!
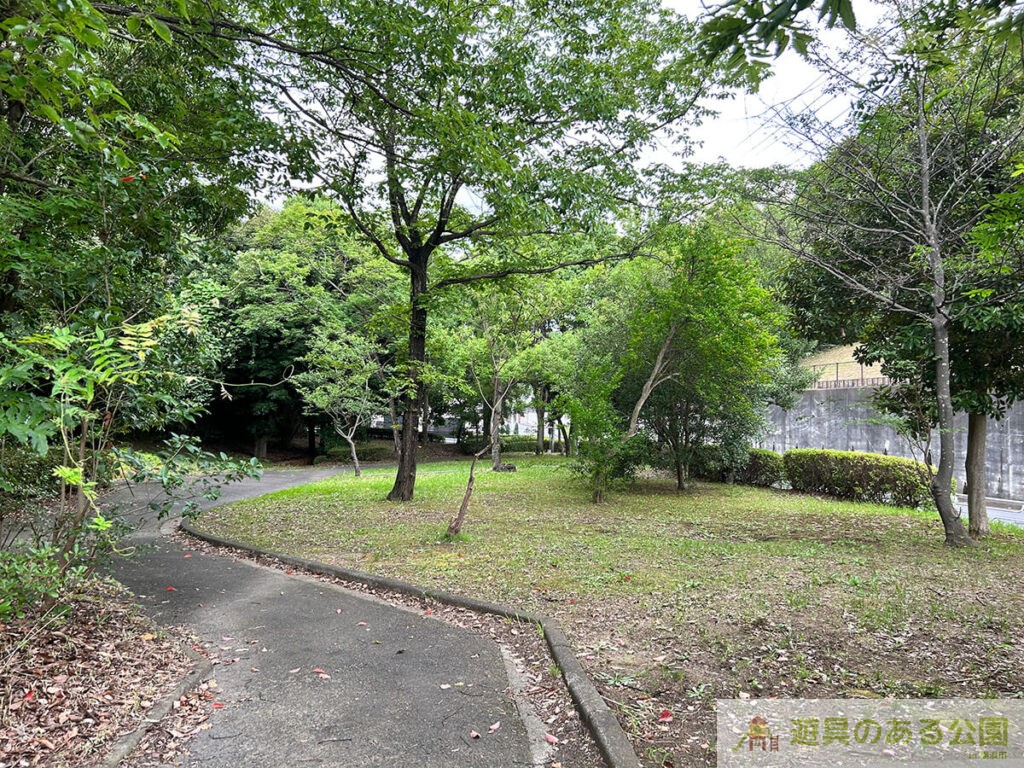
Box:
[459,435,563,454]
[325,441,396,463]
[0,546,86,620]
[782,448,936,507]
[736,448,784,487]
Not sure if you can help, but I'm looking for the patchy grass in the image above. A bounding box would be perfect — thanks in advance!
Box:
[196,456,1024,767]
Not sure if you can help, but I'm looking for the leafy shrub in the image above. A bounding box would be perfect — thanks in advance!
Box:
[782,448,936,507]
[0,546,87,620]
[325,441,396,463]
[459,435,563,454]
[736,449,784,487]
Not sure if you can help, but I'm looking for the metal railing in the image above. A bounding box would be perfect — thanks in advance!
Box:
[808,361,891,390]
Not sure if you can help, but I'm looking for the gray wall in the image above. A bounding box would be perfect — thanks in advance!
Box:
[758,388,1024,501]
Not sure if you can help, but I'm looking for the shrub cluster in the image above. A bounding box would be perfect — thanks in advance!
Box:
[736,448,785,487]
[323,441,396,463]
[782,448,934,507]
[458,435,563,455]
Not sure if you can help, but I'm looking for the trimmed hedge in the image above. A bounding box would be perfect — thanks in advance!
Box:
[459,435,563,455]
[736,448,784,488]
[323,441,396,464]
[782,448,936,508]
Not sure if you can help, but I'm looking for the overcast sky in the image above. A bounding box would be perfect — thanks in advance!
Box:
[676,0,885,169]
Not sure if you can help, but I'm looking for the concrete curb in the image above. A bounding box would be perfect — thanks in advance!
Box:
[100,642,214,768]
[180,520,642,768]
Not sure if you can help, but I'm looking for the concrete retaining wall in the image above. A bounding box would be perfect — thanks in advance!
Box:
[758,388,1024,501]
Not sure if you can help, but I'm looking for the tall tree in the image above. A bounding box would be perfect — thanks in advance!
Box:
[213,0,720,500]
[762,16,1024,545]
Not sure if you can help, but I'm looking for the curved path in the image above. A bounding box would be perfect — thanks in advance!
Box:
[108,468,542,768]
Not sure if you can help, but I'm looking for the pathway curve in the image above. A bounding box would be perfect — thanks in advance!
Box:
[108,468,541,768]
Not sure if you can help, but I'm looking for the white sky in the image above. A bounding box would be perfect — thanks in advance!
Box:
[675,0,885,169]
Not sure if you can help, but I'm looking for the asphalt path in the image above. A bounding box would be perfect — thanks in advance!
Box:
[107,468,543,768]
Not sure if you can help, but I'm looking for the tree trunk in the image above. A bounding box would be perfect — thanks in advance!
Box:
[675,455,687,491]
[481,401,493,441]
[930,316,973,546]
[446,445,489,538]
[535,386,547,455]
[966,411,989,539]
[254,435,268,460]
[343,434,362,478]
[490,384,503,470]
[388,260,428,502]
[419,384,430,446]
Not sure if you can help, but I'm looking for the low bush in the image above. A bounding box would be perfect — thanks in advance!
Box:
[459,435,563,454]
[783,448,935,507]
[736,448,784,487]
[0,546,87,620]
[325,441,396,464]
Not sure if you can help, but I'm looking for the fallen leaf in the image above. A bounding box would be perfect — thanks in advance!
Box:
[221,636,234,642]
[658,710,673,723]
[440,684,451,690]
[23,690,34,701]
[184,553,192,558]
[356,621,367,627]
[166,586,176,591]
[318,673,331,680]
[488,721,501,734]
[288,668,301,674]
[336,608,343,614]
[544,733,559,744]
[469,730,481,739]
[212,702,224,709]
[140,633,156,641]
[424,608,433,615]
[313,668,325,674]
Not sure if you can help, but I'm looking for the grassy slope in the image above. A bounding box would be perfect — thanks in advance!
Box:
[197,456,1024,766]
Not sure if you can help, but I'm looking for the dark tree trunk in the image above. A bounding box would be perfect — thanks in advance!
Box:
[388,397,401,454]
[254,435,268,460]
[675,455,687,491]
[388,259,428,502]
[481,401,493,441]
[966,411,989,539]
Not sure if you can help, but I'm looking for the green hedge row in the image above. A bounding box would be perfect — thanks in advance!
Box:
[459,436,563,455]
[737,448,785,488]
[782,448,935,508]
[322,441,396,464]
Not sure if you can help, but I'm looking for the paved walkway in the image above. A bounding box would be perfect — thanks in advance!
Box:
[108,469,542,768]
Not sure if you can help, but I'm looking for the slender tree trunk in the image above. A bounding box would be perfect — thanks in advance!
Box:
[388,260,428,501]
[481,401,493,441]
[535,385,547,455]
[966,411,989,539]
[916,85,972,547]
[446,445,490,538]
[343,433,362,478]
[931,316,973,546]
[490,383,503,470]
[254,435,268,461]
[675,456,687,491]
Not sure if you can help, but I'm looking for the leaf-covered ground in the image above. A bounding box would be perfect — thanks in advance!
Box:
[196,456,1024,767]
[0,580,196,768]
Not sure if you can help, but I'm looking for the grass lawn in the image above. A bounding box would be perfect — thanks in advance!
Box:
[196,455,1024,767]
